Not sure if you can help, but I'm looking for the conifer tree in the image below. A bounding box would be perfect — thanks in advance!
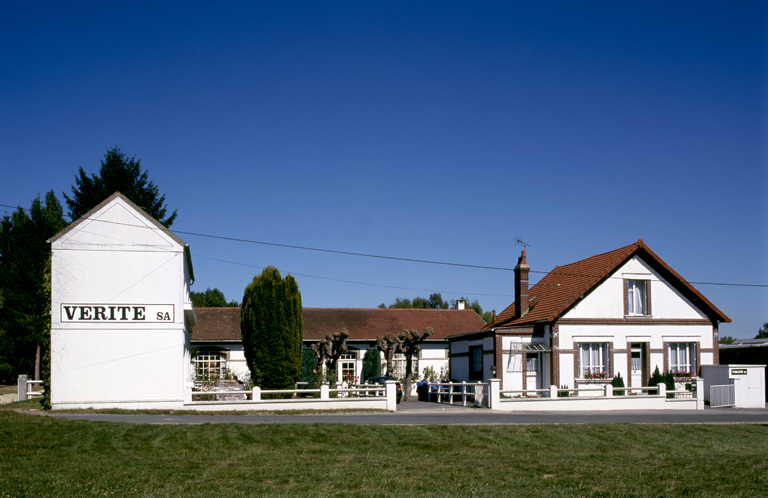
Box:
[64,146,177,227]
[241,267,303,389]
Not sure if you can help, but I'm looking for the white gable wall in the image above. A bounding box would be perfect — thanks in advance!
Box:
[51,196,193,409]
[556,255,716,388]
[563,256,707,320]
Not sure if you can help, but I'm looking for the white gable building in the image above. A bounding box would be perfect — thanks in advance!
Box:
[49,193,195,409]
[448,240,731,394]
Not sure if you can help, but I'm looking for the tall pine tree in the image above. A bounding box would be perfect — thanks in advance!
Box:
[64,146,177,227]
[241,267,303,389]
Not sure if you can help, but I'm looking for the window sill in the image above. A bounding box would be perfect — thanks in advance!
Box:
[624,314,653,319]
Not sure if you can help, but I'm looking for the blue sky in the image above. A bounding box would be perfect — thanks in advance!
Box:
[1,1,766,338]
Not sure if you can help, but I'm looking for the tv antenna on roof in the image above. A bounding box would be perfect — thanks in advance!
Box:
[516,238,531,249]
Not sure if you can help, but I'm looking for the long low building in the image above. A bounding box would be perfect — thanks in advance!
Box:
[192,306,487,384]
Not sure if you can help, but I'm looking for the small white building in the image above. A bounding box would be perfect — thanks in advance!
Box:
[191,307,487,384]
[701,364,765,408]
[448,240,731,394]
[49,193,195,409]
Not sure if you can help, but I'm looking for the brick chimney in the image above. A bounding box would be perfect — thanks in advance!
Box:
[514,250,530,319]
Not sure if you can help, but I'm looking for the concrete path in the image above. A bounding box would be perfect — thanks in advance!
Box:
[32,400,768,425]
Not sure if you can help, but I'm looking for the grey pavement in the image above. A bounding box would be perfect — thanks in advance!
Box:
[32,400,768,425]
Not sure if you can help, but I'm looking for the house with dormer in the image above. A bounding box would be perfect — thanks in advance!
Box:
[447,240,731,393]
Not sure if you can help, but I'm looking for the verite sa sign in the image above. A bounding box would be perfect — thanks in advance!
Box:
[61,304,175,323]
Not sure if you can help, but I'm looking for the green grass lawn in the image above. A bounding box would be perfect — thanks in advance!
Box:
[1,410,766,498]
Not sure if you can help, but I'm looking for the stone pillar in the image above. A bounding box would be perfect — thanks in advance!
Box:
[549,385,558,399]
[18,374,27,402]
[320,383,329,400]
[385,381,397,412]
[489,378,501,409]
[605,384,613,397]
[657,383,666,398]
[695,377,704,410]
[252,386,261,402]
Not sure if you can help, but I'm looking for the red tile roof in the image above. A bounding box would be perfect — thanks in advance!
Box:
[192,307,487,342]
[192,307,242,341]
[486,239,730,329]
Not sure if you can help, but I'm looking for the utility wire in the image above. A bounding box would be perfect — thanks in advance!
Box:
[195,255,515,297]
[3,203,767,289]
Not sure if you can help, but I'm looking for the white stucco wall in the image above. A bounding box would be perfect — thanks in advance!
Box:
[563,256,708,320]
[50,195,193,409]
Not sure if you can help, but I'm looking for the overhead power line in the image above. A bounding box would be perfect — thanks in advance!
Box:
[195,255,515,297]
[2,203,767,289]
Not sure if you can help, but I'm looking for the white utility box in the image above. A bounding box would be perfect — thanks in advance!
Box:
[701,364,765,409]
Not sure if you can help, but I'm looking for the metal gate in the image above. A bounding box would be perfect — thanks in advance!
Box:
[710,384,735,408]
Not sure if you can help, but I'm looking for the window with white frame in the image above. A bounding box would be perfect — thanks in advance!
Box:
[339,353,357,384]
[627,279,648,315]
[668,343,696,374]
[192,350,226,383]
[392,353,417,380]
[578,343,609,378]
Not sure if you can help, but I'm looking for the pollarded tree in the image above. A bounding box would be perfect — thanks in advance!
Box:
[309,329,349,387]
[64,146,177,227]
[241,266,303,390]
[399,327,434,401]
[376,332,401,377]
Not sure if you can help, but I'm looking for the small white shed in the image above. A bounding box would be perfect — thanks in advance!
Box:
[701,364,766,409]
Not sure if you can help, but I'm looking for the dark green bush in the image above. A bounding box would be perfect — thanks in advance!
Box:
[362,347,381,382]
[611,372,625,395]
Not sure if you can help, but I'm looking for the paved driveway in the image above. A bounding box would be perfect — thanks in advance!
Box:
[35,400,768,425]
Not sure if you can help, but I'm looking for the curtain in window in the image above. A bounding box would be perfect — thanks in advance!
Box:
[628,280,647,314]
[526,355,538,373]
[668,343,695,373]
[579,343,609,377]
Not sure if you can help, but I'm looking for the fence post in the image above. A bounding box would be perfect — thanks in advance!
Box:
[320,383,329,400]
[489,379,500,409]
[462,381,467,406]
[18,374,27,402]
[385,381,397,412]
[695,377,704,410]
[605,384,613,397]
[252,386,261,402]
[657,383,666,398]
[549,385,558,398]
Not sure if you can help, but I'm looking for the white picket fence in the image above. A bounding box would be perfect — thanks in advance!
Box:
[17,375,43,401]
[187,381,399,411]
[485,379,705,411]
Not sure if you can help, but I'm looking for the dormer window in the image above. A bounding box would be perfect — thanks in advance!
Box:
[626,279,649,315]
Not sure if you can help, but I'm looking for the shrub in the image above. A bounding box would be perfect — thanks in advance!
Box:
[361,347,381,382]
[241,266,303,390]
[648,366,663,393]
[611,372,625,395]
[422,366,438,382]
